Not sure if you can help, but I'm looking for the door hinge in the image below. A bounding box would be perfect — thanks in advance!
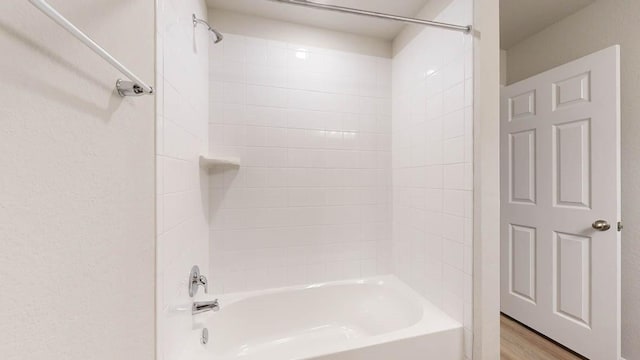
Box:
[618,221,623,232]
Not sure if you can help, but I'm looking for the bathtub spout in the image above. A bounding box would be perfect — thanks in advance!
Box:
[193,299,220,315]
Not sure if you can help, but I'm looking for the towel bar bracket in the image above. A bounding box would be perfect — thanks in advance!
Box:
[116,79,154,97]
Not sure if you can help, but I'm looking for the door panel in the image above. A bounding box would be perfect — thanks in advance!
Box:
[500,46,621,360]
[509,130,536,204]
[510,224,536,303]
[554,231,591,327]
[553,119,591,209]
[552,72,590,110]
[509,90,536,120]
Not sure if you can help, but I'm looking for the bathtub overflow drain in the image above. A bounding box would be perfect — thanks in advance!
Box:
[201,328,209,345]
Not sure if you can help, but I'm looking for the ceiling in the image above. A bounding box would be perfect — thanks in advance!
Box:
[500,0,595,49]
[206,0,431,40]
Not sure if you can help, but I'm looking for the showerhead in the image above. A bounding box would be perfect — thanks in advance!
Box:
[193,14,224,44]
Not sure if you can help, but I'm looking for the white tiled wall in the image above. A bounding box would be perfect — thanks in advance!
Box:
[391,0,474,358]
[207,34,393,294]
[156,0,210,360]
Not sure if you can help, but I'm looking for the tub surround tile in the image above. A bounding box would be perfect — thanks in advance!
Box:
[209,34,392,294]
[392,0,473,357]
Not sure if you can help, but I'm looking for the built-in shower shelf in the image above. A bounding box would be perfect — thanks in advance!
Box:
[199,155,240,169]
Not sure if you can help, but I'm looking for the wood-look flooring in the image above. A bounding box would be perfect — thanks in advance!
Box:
[500,314,588,360]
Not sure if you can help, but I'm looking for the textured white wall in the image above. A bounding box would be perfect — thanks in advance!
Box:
[0,1,155,360]
[207,32,392,294]
[505,1,640,357]
[391,0,474,358]
[155,0,210,359]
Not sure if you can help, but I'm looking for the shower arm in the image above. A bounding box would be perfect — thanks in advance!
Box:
[193,14,224,44]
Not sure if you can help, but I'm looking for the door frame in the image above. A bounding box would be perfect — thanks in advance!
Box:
[472,0,501,359]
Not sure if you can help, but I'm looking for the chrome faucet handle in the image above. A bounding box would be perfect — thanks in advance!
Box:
[189,265,209,297]
[198,274,208,294]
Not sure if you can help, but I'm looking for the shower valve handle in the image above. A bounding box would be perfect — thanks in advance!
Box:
[189,265,209,297]
[198,274,209,294]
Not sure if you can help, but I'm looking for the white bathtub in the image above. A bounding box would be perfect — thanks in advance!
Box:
[197,275,463,360]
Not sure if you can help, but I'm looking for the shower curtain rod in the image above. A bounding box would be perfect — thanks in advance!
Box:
[270,0,472,34]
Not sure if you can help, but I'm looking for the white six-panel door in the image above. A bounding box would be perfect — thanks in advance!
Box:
[500,46,621,360]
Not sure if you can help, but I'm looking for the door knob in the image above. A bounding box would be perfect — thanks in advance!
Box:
[592,220,611,231]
